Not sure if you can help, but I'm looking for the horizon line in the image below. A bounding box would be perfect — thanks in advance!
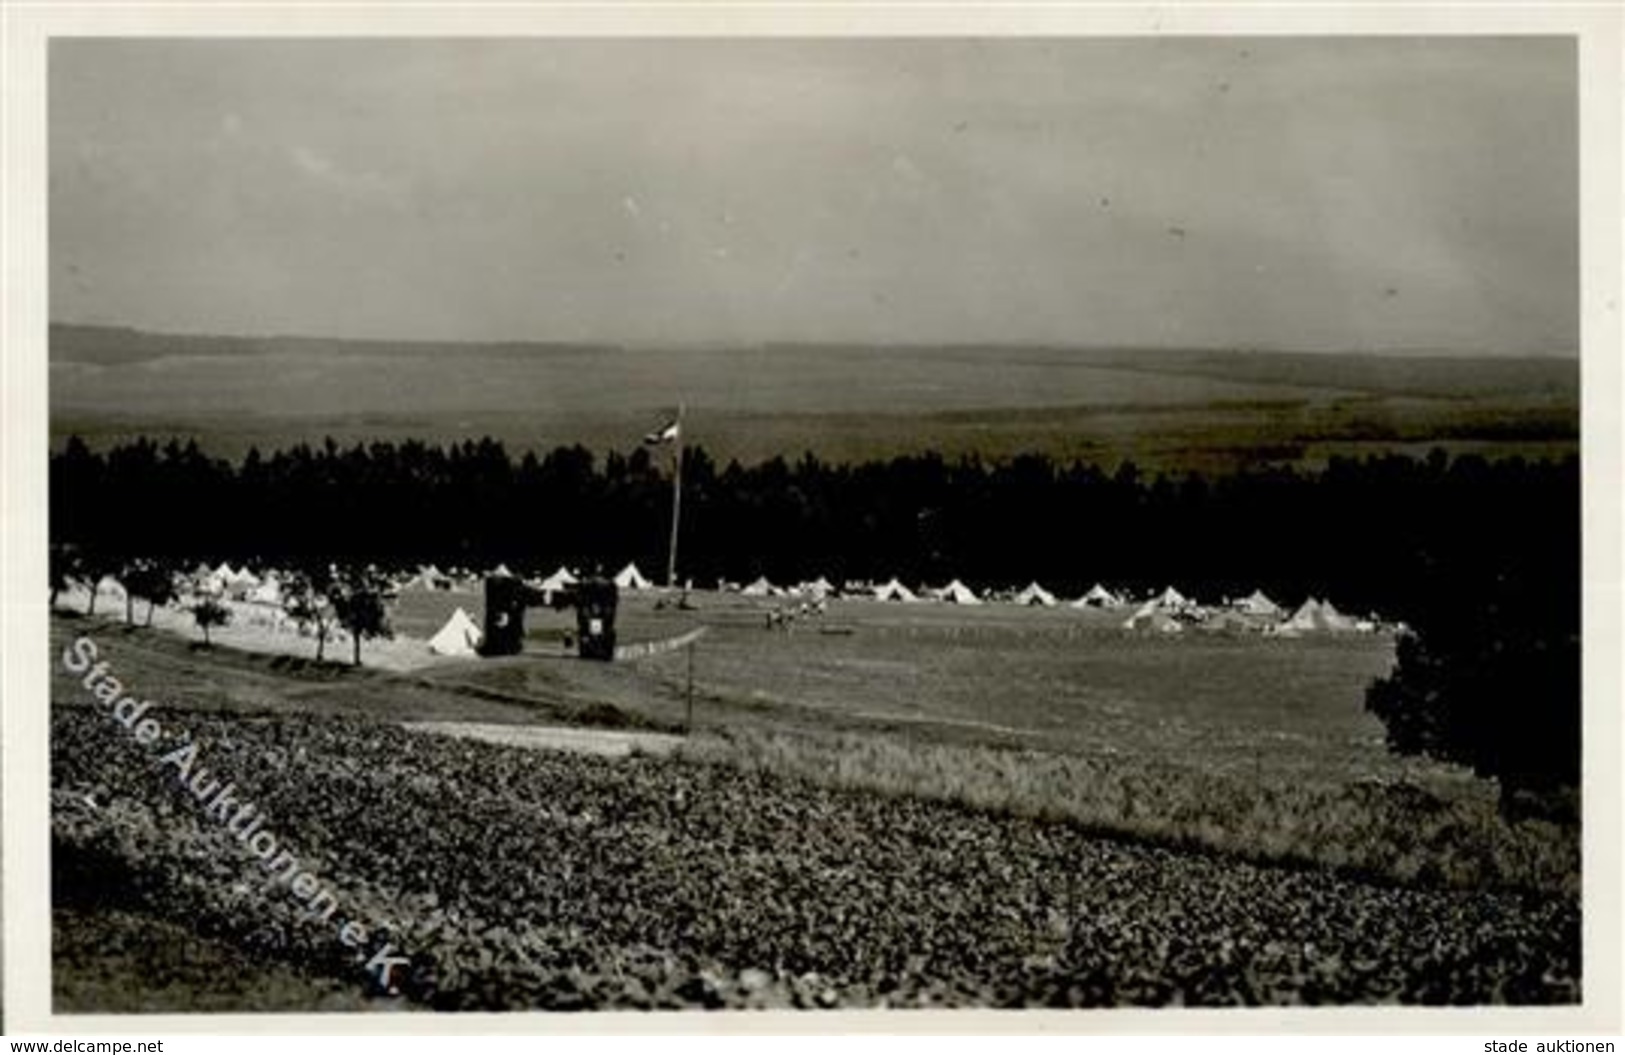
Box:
[47,318,1580,361]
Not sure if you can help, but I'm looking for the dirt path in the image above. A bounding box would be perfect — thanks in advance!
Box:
[402,720,685,758]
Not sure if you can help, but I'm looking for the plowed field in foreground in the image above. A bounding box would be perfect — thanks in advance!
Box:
[53,706,1580,1011]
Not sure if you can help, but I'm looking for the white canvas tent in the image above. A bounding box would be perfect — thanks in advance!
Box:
[207,563,258,599]
[1318,599,1357,631]
[614,562,654,590]
[491,563,515,579]
[935,579,983,605]
[537,566,578,592]
[1074,583,1122,608]
[799,576,835,598]
[202,562,237,595]
[428,607,483,656]
[193,565,225,597]
[1202,609,1259,634]
[1282,598,1318,632]
[741,576,780,597]
[873,578,919,603]
[247,575,283,607]
[1123,600,1183,634]
[1280,597,1358,634]
[1012,582,1057,607]
[1153,585,1194,611]
[1233,589,1283,617]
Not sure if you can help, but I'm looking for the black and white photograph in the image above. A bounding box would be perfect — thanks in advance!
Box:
[11,21,1616,1027]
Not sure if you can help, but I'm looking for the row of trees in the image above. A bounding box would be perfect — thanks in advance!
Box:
[50,436,1574,623]
[50,435,1580,808]
[53,546,396,666]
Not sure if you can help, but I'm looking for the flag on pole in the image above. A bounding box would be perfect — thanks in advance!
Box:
[643,419,681,445]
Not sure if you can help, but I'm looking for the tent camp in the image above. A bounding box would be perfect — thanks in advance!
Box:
[1074,583,1122,608]
[490,563,516,579]
[1012,582,1058,607]
[873,578,919,603]
[934,579,983,605]
[741,576,781,598]
[1233,589,1283,617]
[614,562,654,590]
[428,607,483,656]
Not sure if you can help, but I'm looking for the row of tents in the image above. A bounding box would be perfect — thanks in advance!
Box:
[417,586,1374,662]
[789,578,1378,634]
[404,563,1378,632]
[399,562,657,594]
[178,561,1380,641]
[1121,591,1375,635]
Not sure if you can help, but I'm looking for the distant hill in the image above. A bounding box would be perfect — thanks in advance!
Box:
[50,323,1578,400]
[47,322,1578,471]
[49,323,622,365]
[1071,347,1578,403]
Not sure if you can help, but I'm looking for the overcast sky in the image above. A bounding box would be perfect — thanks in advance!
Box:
[50,38,1577,354]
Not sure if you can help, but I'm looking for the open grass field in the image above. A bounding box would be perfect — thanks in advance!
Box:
[392,589,1576,893]
[50,325,1577,472]
[395,587,1402,777]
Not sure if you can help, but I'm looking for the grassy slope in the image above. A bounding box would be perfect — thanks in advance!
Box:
[51,609,1578,896]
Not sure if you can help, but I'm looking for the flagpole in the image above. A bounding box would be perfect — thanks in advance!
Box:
[666,403,684,590]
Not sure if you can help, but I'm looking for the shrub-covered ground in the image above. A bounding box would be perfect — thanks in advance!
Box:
[53,705,1580,1010]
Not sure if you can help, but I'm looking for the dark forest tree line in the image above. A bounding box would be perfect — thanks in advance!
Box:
[49,435,1579,806]
[48,436,1573,618]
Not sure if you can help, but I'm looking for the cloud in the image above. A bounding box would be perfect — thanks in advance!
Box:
[291,145,336,179]
[286,144,405,210]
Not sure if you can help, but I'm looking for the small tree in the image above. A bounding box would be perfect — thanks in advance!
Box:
[50,543,86,610]
[123,557,182,627]
[282,565,336,661]
[327,563,395,667]
[77,547,123,617]
[192,597,231,647]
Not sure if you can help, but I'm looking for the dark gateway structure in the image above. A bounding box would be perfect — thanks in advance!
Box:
[480,574,618,660]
